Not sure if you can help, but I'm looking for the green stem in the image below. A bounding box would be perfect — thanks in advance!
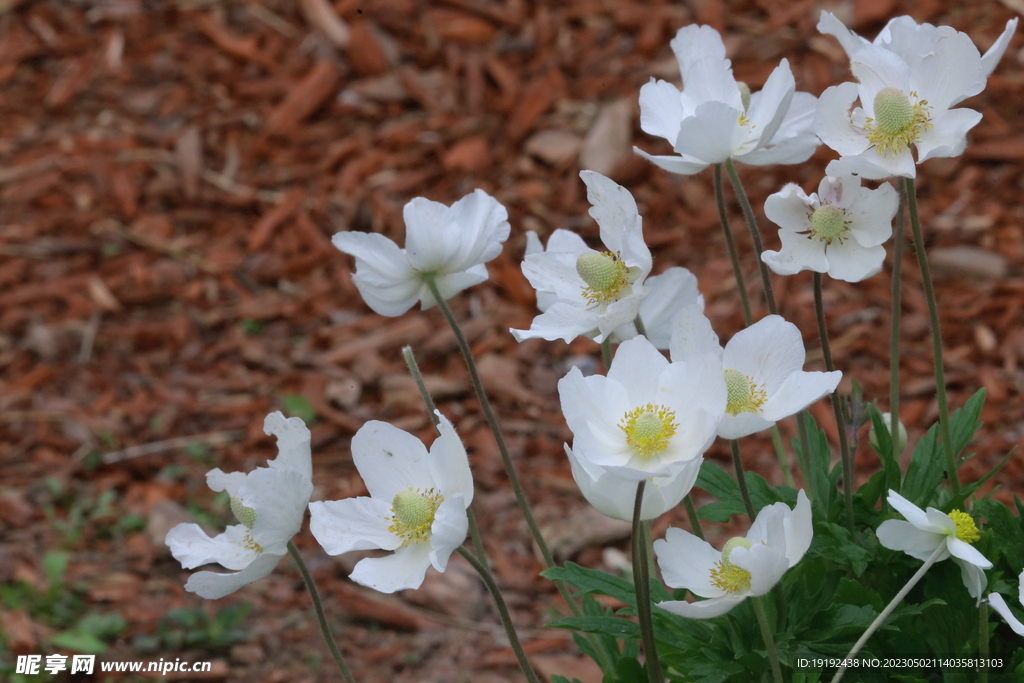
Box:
[634,313,647,338]
[723,158,778,316]
[813,273,855,533]
[467,510,488,564]
[457,547,542,683]
[683,494,705,540]
[979,600,989,683]
[752,595,784,683]
[796,411,814,501]
[601,337,613,370]
[770,424,795,488]
[730,439,757,519]
[830,544,945,683]
[287,542,358,683]
[403,345,440,427]
[906,179,960,495]
[890,181,906,459]
[632,481,663,683]
[713,163,753,325]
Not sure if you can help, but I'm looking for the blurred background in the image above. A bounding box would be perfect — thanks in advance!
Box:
[1,0,1022,681]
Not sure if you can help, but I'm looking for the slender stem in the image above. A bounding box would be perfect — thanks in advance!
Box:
[683,494,705,540]
[467,510,488,564]
[632,481,663,683]
[601,337,613,370]
[796,411,813,500]
[979,600,989,683]
[813,273,855,533]
[730,439,757,519]
[830,544,946,683]
[713,163,753,325]
[403,345,440,427]
[890,181,906,459]
[752,595,784,683]
[642,520,657,580]
[906,179,960,495]
[723,158,778,316]
[457,547,542,683]
[287,542,358,683]
[770,424,795,488]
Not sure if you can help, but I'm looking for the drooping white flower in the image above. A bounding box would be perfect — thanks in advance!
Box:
[669,306,841,440]
[762,175,898,282]
[818,12,1018,82]
[558,335,725,480]
[988,571,1024,636]
[166,412,314,599]
[634,24,818,175]
[308,413,472,594]
[656,490,812,619]
[332,189,510,317]
[815,22,991,179]
[877,490,992,601]
[511,171,652,344]
[566,445,702,522]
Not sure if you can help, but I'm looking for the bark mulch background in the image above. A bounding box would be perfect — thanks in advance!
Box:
[1,0,1023,681]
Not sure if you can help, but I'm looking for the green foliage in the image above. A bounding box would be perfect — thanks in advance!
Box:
[134,603,252,653]
[281,393,316,425]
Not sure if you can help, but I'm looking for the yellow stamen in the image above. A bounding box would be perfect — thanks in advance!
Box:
[809,203,851,245]
[619,403,678,459]
[577,251,630,306]
[724,369,768,416]
[388,488,444,547]
[948,510,980,544]
[863,87,932,158]
[709,537,754,594]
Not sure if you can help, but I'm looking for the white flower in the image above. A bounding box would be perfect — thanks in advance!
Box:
[656,490,812,619]
[332,189,510,317]
[988,571,1024,636]
[762,175,898,282]
[634,24,818,175]
[511,171,652,343]
[308,413,472,594]
[818,12,1018,82]
[166,412,313,599]
[558,335,725,480]
[609,267,704,349]
[670,306,841,440]
[815,22,991,179]
[566,445,702,522]
[877,490,992,601]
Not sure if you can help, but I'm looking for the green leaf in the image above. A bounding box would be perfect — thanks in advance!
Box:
[50,630,108,654]
[42,551,69,589]
[542,563,636,607]
[867,406,902,501]
[281,394,316,425]
[796,411,835,517]
[547,615,640,640]
[813,523,873,576]
[950,388,986,459]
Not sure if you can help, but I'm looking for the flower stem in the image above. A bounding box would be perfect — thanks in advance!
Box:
[796,411,814,501]
[713,163,753,325]
[723,158,778,316]
[683,494,705,540]
[771,424,795,488]
[457,547,542,683]
[889,181,907,459]
[601,337,613,370]
[287,542,358,683]
[730,439,757,519]
[752,595,784,683]
[979,600,990,683]
[831,544,946,683]
[632,481,663,683]
[813,273,855,534]
[906,179,960,495]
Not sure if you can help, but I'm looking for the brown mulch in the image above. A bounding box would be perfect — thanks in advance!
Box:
[1,0,1022,681]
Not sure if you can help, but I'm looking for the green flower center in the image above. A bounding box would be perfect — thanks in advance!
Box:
[809,203,851,245]
[619,403,678,459]
[724,369,768,416]
[865,87,933,158]
[230,495,257,530]
[576,251,630,306]
[948,509,980,544]
[710,537,753,594]
[388,488,444,547]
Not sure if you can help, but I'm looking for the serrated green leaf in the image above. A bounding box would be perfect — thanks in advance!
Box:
[548,615,641,640]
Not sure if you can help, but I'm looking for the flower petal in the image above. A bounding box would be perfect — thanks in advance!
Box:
[673,101,746,164]
[511,302,594,343]
[206,468,247,497]
[166,523,257,571]
[657,595,744,619]
[427,413,473,505]
[815,83,869,157]
[946,537,993,569]
[669,304,721,362]
[981,18,1019,80]
[308,497,401,554]
[876,520,946,562]
[332,231,421,317]
[429,493,468,573]
[912,32,983,111]
[744,59,795,152]
[817,11,870,58]
[636,268,703,349]
[730,544,789,596]
[724,315,805,395]
[655,526,726,598]
[988,591,1024,636]
[243,468,312,555]
[184,552,284,600]
[638,79,684,144]
[609,337,669,407]
[762,229,829,276]
[264,412,312,481]
[915,107,983,163]
[350,542,433,593]
[760,371,842,422]
[633,147,710,176]
[764,184,813,233]
[351,421,433,502]
[887,490,932,530]
[953,556,988,602]
[824,239,887,283]
[846,181,898,248]
[825,148,915,180]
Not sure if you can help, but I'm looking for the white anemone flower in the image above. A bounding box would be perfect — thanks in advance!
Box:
[635,24,818,175]
[877,490,992,601]
[308,413,472,594]
[558,335,725,480]
[656,490,812,619]
[669,306,841,440]
[566,445,702,522]
[511,171,652,344]
[332,189,510,317]
[762,175,898,282]
[988,571,1024,636]
[166,412,313,599]
[609,267,704,349]
[818,12,1018,82]
[815,27,989,179]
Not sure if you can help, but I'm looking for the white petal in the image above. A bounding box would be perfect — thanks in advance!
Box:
[825,148,915,180]
[184,552,284,600]
[206,468,247,497]
[521,250,585,302]
[510,302,595,343]
[744,59,795,152]
[988,592,1024,636]
[633,147,710,176]
[764,184,813,233]
[429,494,468,573]
[729,544,789,595]
[655,526,726,598]
[402,197,451,272]
[428,414,474,505]
[887,490,932,530]
[946,537,992,569]
[981,19,1018,80]
[817,11,870,58]
[824,239,886,282]
[669,304,721,362]
[263,411,312,481]
[404,190,509,274]
[876,520,946,562]
[760,371,842,421]
[846,182,897,248]
[784,490,813,566]
[762,230,829,276]
[243,468,311,555]
[673,101,746,164]
[851,46,912,107]
[352,421,433,502]
[166,523,257,571]
[609,336,669,406]
[657,595,744,619]
[738,132,819,166]
[524,231,543,257]
[332,231,421,317]
[815,83,869,157]
[638,79,684,144]
[916,108,982,163]
[580,171,640,254]
[443,189,511,271]
[717,412,773,439]
[638,268,703,349]
[350,542,433,593]
[724,315,805,395]
[912,32,983,111]
[954,557,988,602]
[308,497,401,555]
[427,267,489,307]
[679,54,742,113]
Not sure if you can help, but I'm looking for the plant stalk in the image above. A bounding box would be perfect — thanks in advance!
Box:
[632,481,664,683]
[713,163,753,325]
[890,180,907,459]
[752,595,784,683]
[723,158,778,316]
[730,439,757,519]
